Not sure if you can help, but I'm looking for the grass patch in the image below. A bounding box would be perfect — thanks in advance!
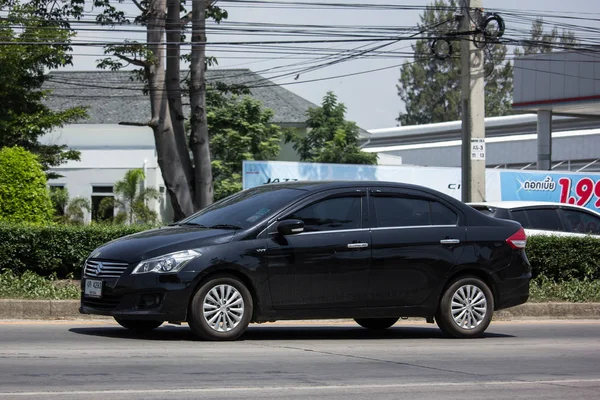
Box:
[0,270,79,300]
[0,270,598,303]
[529,276,600,303]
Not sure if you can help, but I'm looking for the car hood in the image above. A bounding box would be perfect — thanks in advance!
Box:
[88,226,236,264]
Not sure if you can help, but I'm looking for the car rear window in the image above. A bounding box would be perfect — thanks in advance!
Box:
[510,210,530,228]
[471,206,496,216]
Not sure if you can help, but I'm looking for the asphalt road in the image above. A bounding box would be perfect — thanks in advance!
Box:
[0,319,599,399]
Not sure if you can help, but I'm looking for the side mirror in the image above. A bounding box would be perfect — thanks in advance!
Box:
[277,219,304,235]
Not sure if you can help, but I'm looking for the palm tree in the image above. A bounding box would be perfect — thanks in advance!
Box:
[101,169,161,225]
[49,187,91,224]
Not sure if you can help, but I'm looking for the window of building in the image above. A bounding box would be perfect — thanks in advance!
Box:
[91,185,114,222]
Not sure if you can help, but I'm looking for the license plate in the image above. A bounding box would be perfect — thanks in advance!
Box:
[84,279,103,298]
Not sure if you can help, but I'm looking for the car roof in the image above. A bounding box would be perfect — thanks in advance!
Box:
[262,180,440,193]
[468,201,600,215]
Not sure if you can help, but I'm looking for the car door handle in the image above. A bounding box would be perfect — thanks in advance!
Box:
[440,239,460,244]
[347,243,369,248]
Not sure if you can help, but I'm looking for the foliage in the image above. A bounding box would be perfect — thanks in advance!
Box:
[285,91,377,165]
[207,95,284,200]
[0,223,152,278]
[0,1,87,178]
[526,235,600,282]
[397,1,577,125]
[397,0,512,125]
[514,18,578,56]
[0,270,79,300]
[0,146,54,224]
[50,186,91,224]
[98,169,160,224]
[529,276,600,303]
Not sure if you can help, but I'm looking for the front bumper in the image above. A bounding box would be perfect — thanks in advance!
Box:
[79,271,198,322]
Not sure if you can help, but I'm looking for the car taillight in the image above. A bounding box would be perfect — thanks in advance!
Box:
[506,227,527,249]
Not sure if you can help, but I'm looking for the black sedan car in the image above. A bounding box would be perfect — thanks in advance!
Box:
[80,181,531,340]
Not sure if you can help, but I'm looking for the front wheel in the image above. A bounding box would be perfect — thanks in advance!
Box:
[114,318,163,332]
[354,317,399,330]
[435,276,494,338]
[188,275,253,341]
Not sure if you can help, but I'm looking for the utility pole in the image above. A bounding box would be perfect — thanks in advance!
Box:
[460,0,486,203]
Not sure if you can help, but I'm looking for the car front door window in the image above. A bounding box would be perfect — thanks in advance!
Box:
[286,196,362,232]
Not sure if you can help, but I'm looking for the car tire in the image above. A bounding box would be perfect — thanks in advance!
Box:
[354,317,399,330]
[436,276,494,338]
[188,275,253,341]
[114,318,163,332]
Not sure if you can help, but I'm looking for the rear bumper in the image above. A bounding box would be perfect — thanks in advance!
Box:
[493,250,532,310]
[494,273,531,310]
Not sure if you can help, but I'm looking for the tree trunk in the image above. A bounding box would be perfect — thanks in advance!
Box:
[147,0,195,220]
[166,0,195,194]
[189,0,213,209]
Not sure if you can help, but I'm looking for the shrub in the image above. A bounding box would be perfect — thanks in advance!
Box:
[529,276,600,303]
[0,223,599,283]
[0,146,53,224]
[0,270,79,300]
[526,235,600,281]
[0,223,151,278]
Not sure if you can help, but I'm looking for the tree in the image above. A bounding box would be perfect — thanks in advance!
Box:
[208,95,285,200]
[397,2,580,126]
[285,92,377,165]
[514,18,578,56]
[96,0,227,219]
[100,169,161,225]
[397,0,512,125]
[49,186,91,224]
[0,146,54,224]
[0,1,87,178]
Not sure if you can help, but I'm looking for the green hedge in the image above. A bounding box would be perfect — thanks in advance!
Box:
[526,235,600,281]
[0,223,599,282]
[0,223,150,278]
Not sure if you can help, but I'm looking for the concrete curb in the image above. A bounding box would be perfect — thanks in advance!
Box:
[1,300,600,320]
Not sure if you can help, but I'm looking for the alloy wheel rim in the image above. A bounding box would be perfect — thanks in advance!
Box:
[451,285,487,330]
[203,284,245,332]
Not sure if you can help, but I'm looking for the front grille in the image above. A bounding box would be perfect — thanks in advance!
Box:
[84,260,129,278]
[82,295,122,311]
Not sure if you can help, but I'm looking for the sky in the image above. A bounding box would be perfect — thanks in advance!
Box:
[62,0,600,131]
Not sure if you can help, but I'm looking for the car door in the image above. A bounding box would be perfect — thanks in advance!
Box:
[367,187,466,307]
[265,188,371,310]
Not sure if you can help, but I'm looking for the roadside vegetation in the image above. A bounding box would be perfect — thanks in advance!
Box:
[1,270,599,302]
[0,230,599,302]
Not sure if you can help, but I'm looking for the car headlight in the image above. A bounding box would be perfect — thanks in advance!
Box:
[132,250,202,274]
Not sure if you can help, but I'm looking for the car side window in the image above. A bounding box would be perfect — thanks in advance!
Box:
[373,196,430,227]
[431,201,458,225]
[561,209,600,235]
[286,196,362,232]
[524,209,562,231]
[510,210,530,228]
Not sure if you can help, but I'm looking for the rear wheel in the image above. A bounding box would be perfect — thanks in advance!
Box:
[435,276,494,338]
[354,317,399,330]
[114,318,163,332]
[188,275,253,341]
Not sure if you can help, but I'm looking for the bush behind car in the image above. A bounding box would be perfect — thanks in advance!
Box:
[0,223,598,282]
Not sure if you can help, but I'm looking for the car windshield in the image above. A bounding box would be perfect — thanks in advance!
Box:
[177,186,306,230]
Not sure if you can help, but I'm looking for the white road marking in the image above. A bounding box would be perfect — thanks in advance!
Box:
[2,378,600,396]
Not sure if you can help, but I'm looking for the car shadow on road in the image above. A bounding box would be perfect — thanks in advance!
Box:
[68,324,514,341]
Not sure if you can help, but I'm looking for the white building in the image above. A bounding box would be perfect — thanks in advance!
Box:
[40,124,169,223]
